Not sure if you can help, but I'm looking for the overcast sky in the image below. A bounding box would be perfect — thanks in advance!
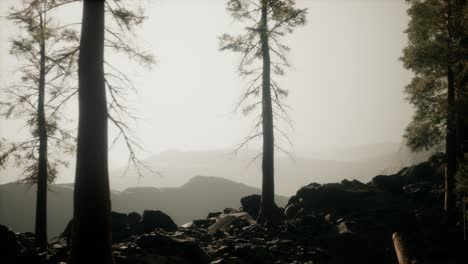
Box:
[0,0,414,167]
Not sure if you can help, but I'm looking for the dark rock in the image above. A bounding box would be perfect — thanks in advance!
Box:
[341,179,354,187]
[127,212,143,234]
[0,224,21,263]
[208,212,253,234]
[351,179,368,189]
[211,256,246,264]
[210,245,232,258]
[136,232,210,264]
[285,203,301,219]
[112,211,128,229]
[128,212,142,226]
[47,238,69,264]
[142,210,178,233]
[402,162,440,184]
[192,218,216,228]
[240,194,261,218]
[17,232,38,248]
[371,161,441,193]
[212,230,227,240]
[112,211,131,243]
[286,195,299,208]
[223,208,238,214]
[371,174,404,192]
[207,211,222,218]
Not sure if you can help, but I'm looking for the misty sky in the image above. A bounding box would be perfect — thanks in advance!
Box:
[0,0,413,168]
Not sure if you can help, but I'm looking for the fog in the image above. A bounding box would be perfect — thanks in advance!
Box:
[0,0,415,189]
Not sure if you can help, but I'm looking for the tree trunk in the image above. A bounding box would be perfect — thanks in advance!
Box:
[35,0,48,250]
[257,0,279,226]
[445,65,457,220]
[444,0,457,223]
[70,0,113,263]
[455,0,468,171]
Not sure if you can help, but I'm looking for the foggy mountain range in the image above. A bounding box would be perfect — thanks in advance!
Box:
[109,141,433,196]
[0,176,289,237]
[0,141,434,196]
[0,141,433,237]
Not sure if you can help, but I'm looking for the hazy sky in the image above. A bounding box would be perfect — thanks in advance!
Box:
[0,0,413,167]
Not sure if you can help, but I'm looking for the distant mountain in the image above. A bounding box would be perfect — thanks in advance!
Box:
[0,176,288,237]
[0,142,436,197]
[109,143,434,196]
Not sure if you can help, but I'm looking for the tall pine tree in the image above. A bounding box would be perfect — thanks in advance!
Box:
[1,0,79,249]
[70,0,113,263]
[402,0,467,220]
[220,0,307,225]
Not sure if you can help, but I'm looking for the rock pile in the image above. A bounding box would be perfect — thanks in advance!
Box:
[2,154,466,264]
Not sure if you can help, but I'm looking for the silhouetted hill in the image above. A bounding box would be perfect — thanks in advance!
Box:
[0,176,288,237]
[110,143,434,196]
[0,143,435,196]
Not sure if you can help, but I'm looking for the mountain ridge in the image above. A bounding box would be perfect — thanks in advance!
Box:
[0,175,288,237]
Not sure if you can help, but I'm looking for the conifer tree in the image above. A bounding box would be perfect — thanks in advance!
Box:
[71,1,154,262]
[220,0,307,225]
[70,0,113,262]
[0,0,79,249]
[401,0,467,220]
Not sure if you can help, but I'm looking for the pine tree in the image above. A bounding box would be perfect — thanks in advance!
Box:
[70,0,113,262]
[71,1,154,262]
[219,0,307,225]
[401,0,467,220]
[0,0,79,249]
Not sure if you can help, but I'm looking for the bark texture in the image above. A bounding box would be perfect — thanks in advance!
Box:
[257,0,280,226]
[70,0,114,263]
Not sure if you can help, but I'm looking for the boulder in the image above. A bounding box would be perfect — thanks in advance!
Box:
[371,174,404,192]
[402,162,440,184]
[62,211,144,244]
[240,194,261,218]
[223,208,238,214]
[208,212,253,234]
[111,211,131,243]
[192,219,216,228]
[284,203,301,219]
[127,212,143,234]
[207,211,222,218]
[136,232,210,264]
[142,210,177,233]
[0,224,20,263]
[371,160,441,193]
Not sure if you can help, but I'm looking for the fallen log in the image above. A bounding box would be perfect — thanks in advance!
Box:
[392,232,417,264]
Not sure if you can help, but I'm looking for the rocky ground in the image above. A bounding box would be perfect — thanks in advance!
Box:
[1,153,467,264]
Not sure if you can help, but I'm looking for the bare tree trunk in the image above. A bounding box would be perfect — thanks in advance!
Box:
[257,0,279,226]
[445,65,457,220]
[71,0,113,263]
[445,0,457,223]
[35,0,48,250]
[454,0,468,180]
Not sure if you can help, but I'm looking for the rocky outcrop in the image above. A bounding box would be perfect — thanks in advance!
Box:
[134,232,211,264]
[2,154,466,264]
[0,224,21,263]
[142,210,178,233]
[240,194,261,218]
[61,210,177,244]
[370,158,443,193]
[281,153,459,264]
